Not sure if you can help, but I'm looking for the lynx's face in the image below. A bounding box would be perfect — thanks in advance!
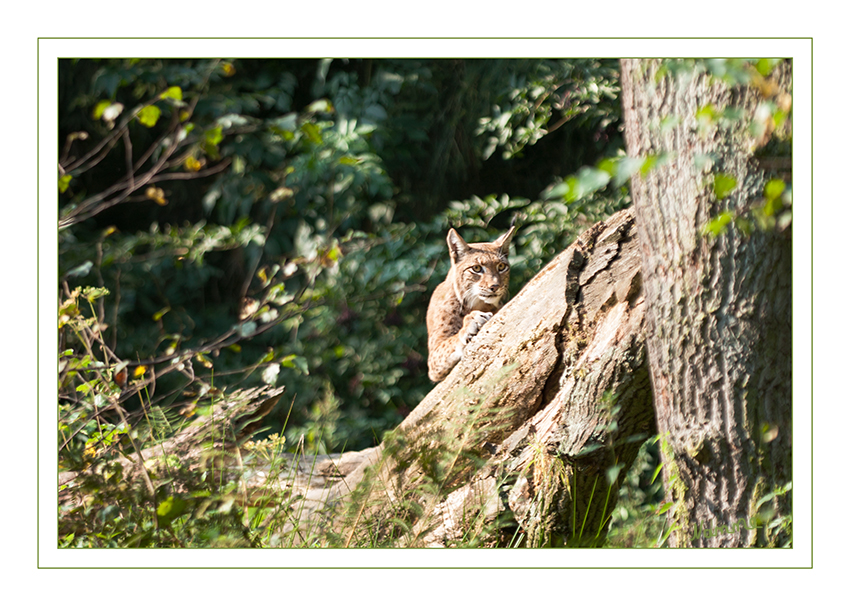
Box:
[459,254,510,308]
[446,226,515,312]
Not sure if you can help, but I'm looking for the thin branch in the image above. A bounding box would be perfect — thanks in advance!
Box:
[121,129,135,192]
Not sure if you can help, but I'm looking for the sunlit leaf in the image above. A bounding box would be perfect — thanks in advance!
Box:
[184,156,203,172]
[755,58,782,77]
[66,261,93,279]
[281,354,309,375]
[262,363,280,386]
[544,181,570,200]
[702,211,734,237]
[204,125,223,146]
[160,86,183,101]
[614,157,644,186]
[156,496,187,526]
[606,463,625,486]
[195,352,213,369]
[713,173,738,200]
[307,99,333,114]
[58,174,72,193]
[651,463,663,484]
[640,154,660,176]
[760,423,779,443]
[137,105,161,128]
[145,186,167,205]
[269,186,294,202]
[764,179,786,203]
[696,103,718,126]
[92,100,111,120]
[300,122,323,144]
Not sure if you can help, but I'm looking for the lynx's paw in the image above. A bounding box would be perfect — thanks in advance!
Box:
[460,310,493,344]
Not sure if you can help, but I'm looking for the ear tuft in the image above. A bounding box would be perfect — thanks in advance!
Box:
[493,225,516,255]
[447,228,470,262]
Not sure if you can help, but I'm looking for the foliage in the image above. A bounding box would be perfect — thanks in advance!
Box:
[58,58,625,458]
[664,58,794,237]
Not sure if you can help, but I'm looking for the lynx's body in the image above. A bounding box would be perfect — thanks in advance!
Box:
[426,226,515,382]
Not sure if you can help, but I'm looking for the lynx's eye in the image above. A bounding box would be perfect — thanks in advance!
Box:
[497,262,508,272]
[471,264,483,273]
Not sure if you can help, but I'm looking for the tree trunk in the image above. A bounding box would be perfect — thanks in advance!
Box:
[620,59,792,547]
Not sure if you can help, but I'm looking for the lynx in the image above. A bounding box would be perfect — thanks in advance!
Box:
[426,225,515,382]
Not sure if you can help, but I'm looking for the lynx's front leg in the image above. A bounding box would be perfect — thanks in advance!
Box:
[427,310,492,382]
[456,310,492,354]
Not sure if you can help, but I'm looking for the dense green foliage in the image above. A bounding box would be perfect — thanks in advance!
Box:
[59,58,626,455]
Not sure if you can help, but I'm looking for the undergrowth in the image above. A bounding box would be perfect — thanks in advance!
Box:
[58,281,668,549]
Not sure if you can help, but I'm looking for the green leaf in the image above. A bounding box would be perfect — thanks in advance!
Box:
[339,155,361,166]
[606,463,625,486]
[152,306,171,321]
[306,99,333,114]
[657,502,674,515]
[58,174,72,193]
[545,167,611,203]
[544,181,570,200]
[640,154,660,176]
[156,496,188,526]
[695,104,718,128]
[614,157,644,186]
[66,260,93,278]
[203,125,224,159]
[713,173,738,200]
[755,58,782,77]
[777,210,792,231]
[575,167,611,195]
[92,100,111,120]
[204,125,223,146]
[160,86,183,101]
[300,122,323,144]
[651,463,663,484]
[764,179,786,203]
[137,105,162,128]
[262,363,280,386]
[281,354,309,375]
[703,211,734,237]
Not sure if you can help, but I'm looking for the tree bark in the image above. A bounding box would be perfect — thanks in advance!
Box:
[620,59,792,547]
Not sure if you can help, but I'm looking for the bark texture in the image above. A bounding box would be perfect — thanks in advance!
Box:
[620,59,792,547]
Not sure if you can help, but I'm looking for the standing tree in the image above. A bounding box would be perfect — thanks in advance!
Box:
[620,59,793,547]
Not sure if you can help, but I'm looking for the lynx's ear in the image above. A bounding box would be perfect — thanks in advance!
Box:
[447,228,471,263]
[493,225,515,256]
